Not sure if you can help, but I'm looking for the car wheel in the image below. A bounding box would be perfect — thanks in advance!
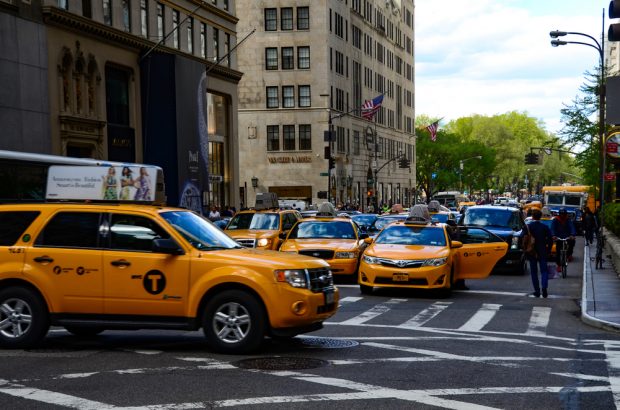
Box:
[0,286,49,349]
[359,284,373,295]
[202,290,266,354]
[64,327,104,337]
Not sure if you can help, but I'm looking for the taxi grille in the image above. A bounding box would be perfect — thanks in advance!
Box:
[299,250,335,260]
[375,277,428,286]
[236,239,256,248]
[377,258,424,269]
[307,267,334,293]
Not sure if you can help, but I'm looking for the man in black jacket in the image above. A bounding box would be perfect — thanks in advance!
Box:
[527,209,554,298]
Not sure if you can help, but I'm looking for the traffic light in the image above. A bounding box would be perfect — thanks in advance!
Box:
[610,1,620,41]
[398,157,411,168]
[367,188,373,197]
[524,152,539,165]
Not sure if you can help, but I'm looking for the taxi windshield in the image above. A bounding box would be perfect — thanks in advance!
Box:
[226,213,280,230]
[431,213,450,223]
[374,216,407,231]
[289,221,356,239]
[375,225,446,246]
[160,211,241,250]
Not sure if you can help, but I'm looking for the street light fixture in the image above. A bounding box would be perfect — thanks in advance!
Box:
[251,176,258,189]
[459,155,482,192]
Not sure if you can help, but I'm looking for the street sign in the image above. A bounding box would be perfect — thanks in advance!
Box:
[604,172,616,181]
[608,142,619,154]
[607,132,620,159]
[320,172,329,176]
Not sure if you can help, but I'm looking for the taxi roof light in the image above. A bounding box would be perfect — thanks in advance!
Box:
[316,202,337,217]
[406,204,431,225]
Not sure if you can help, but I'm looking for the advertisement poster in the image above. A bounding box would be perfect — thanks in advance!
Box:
[46,165,158,202]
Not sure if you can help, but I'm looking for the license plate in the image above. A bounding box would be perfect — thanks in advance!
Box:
[324,289,335,305]
[393,273,409,282]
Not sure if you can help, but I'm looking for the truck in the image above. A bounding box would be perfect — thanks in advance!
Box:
[541,185,592,233]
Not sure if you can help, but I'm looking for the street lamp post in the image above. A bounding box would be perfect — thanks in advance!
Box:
[549,12,606,227]
[459,155,482,193]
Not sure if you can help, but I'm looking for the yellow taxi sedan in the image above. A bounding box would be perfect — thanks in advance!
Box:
[280,216,368,278]
[359,218,508,296]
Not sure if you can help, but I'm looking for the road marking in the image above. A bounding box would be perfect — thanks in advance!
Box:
[338,298,407,325]
[0,382,114,409]
[399,301,452,329]
[605,343,620,408]
[458,303,502,331]
[526,306,551,336]
[126,349,162,355]
[339,296,363,306]
[551,372,610,382]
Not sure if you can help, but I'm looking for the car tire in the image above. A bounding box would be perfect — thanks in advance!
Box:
[202,290,266,354]
[359,284,373,295]
[64,327,104,337]
[0,286,50,349]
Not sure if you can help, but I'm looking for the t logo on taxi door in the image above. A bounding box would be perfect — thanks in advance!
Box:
[143,270,166,295]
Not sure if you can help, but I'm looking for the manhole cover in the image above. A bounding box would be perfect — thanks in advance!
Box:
[235,357,327,370]
[299,337,359,349]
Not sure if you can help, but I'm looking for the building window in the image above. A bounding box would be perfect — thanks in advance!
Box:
[298,85,310,107]
[103,0,112,26]
[299,125,311,150]
[297,46,310,69]
[58,0,68,10]
[200,23,207,58]
[105,66,130,126]
[282,86,294,108]
[224,33,230,67]
[353,131,360,155]
[283,125,295,150]
[265,48,278,70]
[297,7,309,30]
[223,0,229,11]
[157,3,164,40]
[213,28,219,60]
[82,0,92,18]
[122,0,130,32]
[140,0,148,37]
[172,10,180,49]
[187,17,194,54]
[267,125,279,151]
[266,86,278,108]
[281,47,294,70]
[281,8,293,30]
[265,8,277,31]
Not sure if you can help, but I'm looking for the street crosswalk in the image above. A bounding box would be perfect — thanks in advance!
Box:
[332,296,556,337]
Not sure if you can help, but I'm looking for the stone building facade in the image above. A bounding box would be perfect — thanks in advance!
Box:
[0,0,242,210]
[236,0,416,210]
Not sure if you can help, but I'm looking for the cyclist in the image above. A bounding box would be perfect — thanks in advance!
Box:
[551,208,576,272]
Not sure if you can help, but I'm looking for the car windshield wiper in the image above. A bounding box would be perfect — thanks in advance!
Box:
[201,245,241,251]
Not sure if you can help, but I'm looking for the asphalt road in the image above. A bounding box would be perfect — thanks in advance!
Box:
[2,238,620,409]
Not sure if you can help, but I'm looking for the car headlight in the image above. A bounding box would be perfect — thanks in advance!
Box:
[274,269,308,288]
[422,257,447,267]
[363,254,380,264]
[335,251,357,259]
[511,236,520,250]
[257,238,272,247]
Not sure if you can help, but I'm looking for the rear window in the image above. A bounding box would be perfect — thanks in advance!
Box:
[464,208,521,230]
[0,211,40,245]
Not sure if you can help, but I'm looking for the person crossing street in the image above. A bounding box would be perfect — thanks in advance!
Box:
[526,209,554,298]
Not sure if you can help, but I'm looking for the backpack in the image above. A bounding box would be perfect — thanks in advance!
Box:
[523,225,536,257]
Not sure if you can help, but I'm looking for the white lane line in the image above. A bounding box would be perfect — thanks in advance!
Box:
[526,306,551,336]
[338,298,407,325]
[0,384,115,409]
[551,373,610,382]
[399,301,452,329]
[605,343,620,408]
[458,303,502,332]
[338,296,363,306]
[126,349,163,355]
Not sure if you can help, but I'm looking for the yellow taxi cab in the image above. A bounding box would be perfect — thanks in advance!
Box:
[225,193,301,250]
[280,203,368,278]
[458,201,476,213]
[358,204,508,295]
[0,169,338,354]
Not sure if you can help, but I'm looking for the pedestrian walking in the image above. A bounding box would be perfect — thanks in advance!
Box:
[526,209,554,298]
[583,207,597,245]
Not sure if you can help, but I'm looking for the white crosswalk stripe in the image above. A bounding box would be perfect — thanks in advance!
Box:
[526,306,551,336]
[457,303,502,332]
[338,298,408,325]
[398,302,453,329]
[339,296,363,306]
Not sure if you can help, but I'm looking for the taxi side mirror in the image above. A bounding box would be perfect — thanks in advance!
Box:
[152,238,185,255]
[359,233,369,240]
[364,237,373,244]
[279,232,288,240]
[451,240,463,249]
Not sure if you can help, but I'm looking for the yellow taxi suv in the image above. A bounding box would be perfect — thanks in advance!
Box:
[0,184,338,354]
[280,211,368,278]
[358,205,508,296]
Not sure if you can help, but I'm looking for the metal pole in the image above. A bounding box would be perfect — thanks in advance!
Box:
[599,8,606,230]
[373,120,378,212]
[328,114,332,204]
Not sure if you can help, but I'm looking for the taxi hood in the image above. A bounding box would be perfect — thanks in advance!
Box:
[225,230,278,240]
[366,244,450,259]
[282,239,359,252]
[199,247,330,270]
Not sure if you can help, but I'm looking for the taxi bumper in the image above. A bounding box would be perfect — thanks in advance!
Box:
[268,285,339,330]
[358,262,450,289]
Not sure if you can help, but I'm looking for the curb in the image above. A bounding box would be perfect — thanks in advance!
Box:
[581,244,620,333]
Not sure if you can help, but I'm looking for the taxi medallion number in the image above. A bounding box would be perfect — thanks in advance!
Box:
[393,273,409,282]
[324,289,335,305]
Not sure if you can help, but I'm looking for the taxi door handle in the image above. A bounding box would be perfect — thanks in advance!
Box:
[111,259,131,267]
[494,247,504,251]
[33,256,54,263]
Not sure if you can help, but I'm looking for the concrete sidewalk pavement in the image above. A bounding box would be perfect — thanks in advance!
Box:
[582,239,620,333]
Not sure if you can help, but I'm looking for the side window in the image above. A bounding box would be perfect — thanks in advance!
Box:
[459,227,502,244]
[0,211,40,246]
[283,213,295,230]
[35,212,101,248]
[109,214,170,252]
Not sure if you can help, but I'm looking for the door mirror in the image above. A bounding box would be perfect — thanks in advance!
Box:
[152,238,185,255]
[451,240,463,249]
[279,232,288,240]
[364,237,374,244]
[359,233,369,240]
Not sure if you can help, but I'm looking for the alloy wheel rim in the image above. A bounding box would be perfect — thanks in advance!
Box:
[0,298,33,339]
[212,302,251,344]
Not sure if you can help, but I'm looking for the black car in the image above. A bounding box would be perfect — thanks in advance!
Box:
[460,205,527,274]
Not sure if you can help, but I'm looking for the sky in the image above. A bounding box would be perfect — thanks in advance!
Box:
[415,0,610,134]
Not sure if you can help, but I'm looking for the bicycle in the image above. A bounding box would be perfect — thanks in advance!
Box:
[556,238,570,279]
[595,228,606,269]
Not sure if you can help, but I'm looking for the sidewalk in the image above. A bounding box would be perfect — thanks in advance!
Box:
[581,237,620,333]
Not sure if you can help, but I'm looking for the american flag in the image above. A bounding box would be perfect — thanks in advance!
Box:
[361,94,384,121]
[426,121,439,141]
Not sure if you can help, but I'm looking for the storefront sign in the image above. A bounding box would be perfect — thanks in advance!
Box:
[268,156,313,164]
